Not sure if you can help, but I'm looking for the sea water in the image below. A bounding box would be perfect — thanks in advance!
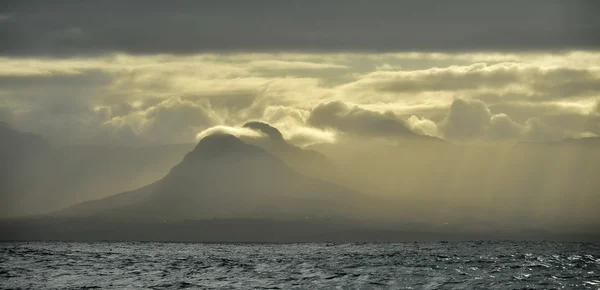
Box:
[1,241,599,289]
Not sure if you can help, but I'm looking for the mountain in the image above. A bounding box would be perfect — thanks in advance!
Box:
[0,123,53,216]
[241,122,335,177]
[57,133,362,221]
[4,130,599,242]
[0,122,51,154]
[0,123,194,217]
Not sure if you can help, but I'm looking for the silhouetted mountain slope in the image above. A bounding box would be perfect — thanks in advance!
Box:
[242,122,335,177]
[0,123,194,217]
[4,129,600,242]
[0,122,51,154]
[58,134,361,221]
[0,123,53,216]
[53,181,161,218]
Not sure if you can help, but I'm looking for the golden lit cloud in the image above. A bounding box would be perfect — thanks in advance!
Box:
[0,52,599,145]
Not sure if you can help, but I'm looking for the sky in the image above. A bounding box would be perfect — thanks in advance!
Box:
[1,0,599,147]
[1,1,600,238]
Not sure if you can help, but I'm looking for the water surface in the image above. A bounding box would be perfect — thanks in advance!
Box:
[1,241,599,289]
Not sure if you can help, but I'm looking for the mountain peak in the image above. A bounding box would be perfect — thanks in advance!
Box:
[183,133,278,165]
[197,133,241,145]
[243,122,284,142]
[191,133,248,155]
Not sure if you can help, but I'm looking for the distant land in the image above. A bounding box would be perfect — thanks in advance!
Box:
[1,122,599,242]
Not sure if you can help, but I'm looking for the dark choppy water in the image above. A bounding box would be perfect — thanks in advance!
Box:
[1,242,599,289]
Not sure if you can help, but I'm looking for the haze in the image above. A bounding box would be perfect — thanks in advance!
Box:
[1,1,599,241]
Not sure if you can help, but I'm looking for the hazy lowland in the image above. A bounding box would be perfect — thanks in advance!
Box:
[1,121,598,242]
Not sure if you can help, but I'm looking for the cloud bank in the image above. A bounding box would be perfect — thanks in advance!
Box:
[0,52,599,146]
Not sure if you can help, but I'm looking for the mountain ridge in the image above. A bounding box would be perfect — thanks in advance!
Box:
[57,133,362,221]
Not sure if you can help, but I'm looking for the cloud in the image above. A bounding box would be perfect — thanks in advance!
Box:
[195,126,264,141]
[197,123,334,148]
[3,92,221,146]
[586,100,600,135]
[489,114,524,139]
[260,106,309,128]
[0,13,13,22]
[340,63,600,102]
[307,101,417,138]
[248,107,335,147]
[241,120,336,147]
[1,52,599,146]
[439,99,492,139]
[406,115,441,138]
[98,97,221,145]
[343,63,519,93]
[2,1,599,56]
[584,116,600,136]
[140,98,219,144]
[285,127,336,147]
[437,98,588,142]
[0,54,335,145]
[248,60,347,71]
[521,118,562,141]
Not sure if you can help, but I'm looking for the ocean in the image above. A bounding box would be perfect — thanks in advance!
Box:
[1,241,599,289]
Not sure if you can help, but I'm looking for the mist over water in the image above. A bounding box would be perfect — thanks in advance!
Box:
[1,242,599,289]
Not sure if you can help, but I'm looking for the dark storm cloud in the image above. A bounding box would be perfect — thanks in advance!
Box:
[1,0,599,56]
